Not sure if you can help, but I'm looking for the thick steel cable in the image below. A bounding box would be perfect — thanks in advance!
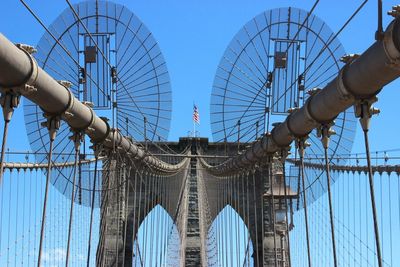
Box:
[216,179,221,266]
[363,129,383,267]
[65,133,81,267]
[283,0,320,55]
[271,0,368,109]
[240,173,246,267]
[135,170,144,266]
[229,175,233,267]
[143,174,150,263]
[114,157,122,265]
[299,142,312,267]
[269,161,278,267]
[149,173,156,266]
[19,0,108,98]
[18,2,182,173]
[245,172,251,267]
[66,0,171,145]
[0,120,10,184]
[235,175,240,267]
[37,138,54,267]
[252,170,260,267]
[135,236,145,267]
[376,0,383,40]
[260,168,266,266]
[37,119,58,267]
[0,92,18,184]
[86,155,98,267]
[224,177,228,267]
[323,142,338,267]
[121,170,131,267]
[282,159,292,267]
[65,0,112,69]
[131,170,139,266]
[217,0,361,143]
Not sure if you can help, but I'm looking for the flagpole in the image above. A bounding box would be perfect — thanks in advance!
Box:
[193,101,195,137]
[193,119,196,137]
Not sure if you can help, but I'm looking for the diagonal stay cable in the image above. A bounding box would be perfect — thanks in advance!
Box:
[65,0,167,141]
[216,2,320,142]
[283,0,320,56]
[19,0,108,98]
[271,0,368,109]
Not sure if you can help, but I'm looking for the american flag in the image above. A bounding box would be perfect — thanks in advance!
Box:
[193,104,200,124]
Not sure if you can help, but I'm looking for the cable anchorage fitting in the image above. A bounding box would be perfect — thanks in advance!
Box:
[0,91,20,122]
[317,122,336,149]
[90,143,104,158]
[278,146,291,164]
[295,136,310,159]
[354,96,380,132]
[41,114,61,141]
[69,130,84,152]
[388,5,400,18]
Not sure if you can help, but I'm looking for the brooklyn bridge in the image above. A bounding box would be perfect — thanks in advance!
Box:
[1,0,400,266]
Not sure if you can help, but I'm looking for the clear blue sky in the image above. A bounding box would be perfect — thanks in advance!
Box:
[2,0,400,266]
[1,0,400,149]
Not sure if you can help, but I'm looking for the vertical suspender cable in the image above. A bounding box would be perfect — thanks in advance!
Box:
[237,120,241,154]
[281,156,292,267]
[37,116,59,267]
[319,124,338,267]
[122,167,131,267]
[298,138,312,267]
[0,92,19,184]
[0,119,10,183]
[376,0,383,40]
[86,152,99,267]
[252,170,260,267]
[268,158,278,267]
[355,98,382,267]
[65,131,82,267]
[114,154,122,265]
[323,142,338,267]
[363,130,382,267]
[235,175,240,267]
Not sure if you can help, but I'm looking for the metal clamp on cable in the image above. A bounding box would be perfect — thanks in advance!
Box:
[69,130,84,152]
[295,136,310,159]
[93,116,111,145]
[14,44,38,95]
[278,146,291,164]
[316,121,336,149]
[286,108,312,141]
[354,96,380,131]
[41,114,61,141]
[0,44,36,122]
[81,101,96,134]
[384,9,400,68]
[58,80,75,119]
[0,91,20,122]
[336,54,360,100]
[89,143,104,158]
[305,87,328,125]
[108,128,124,152]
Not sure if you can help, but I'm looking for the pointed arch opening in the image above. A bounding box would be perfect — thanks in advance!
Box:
[134,204,181,266]
[207,205,254,266]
